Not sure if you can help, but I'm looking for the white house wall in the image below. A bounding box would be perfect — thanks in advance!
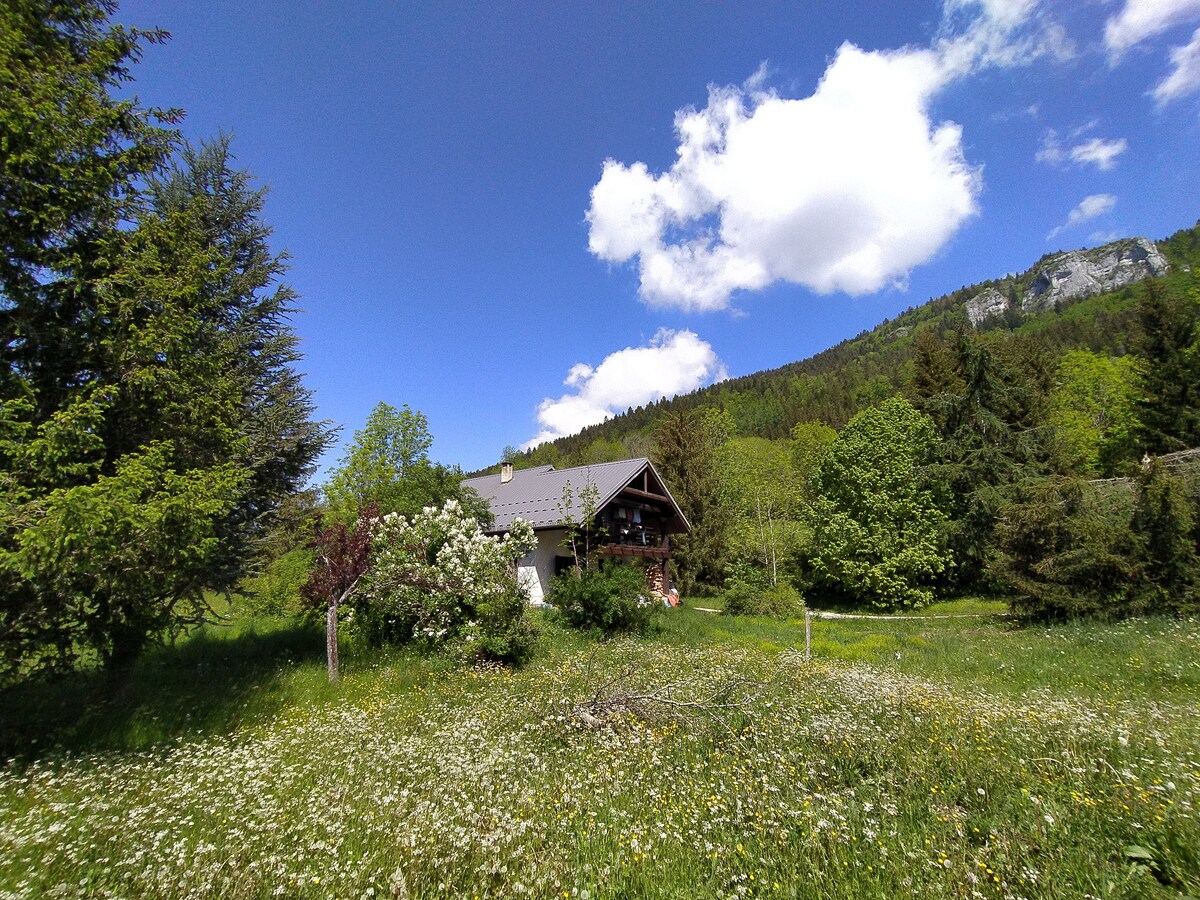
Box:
[518,528,568,606]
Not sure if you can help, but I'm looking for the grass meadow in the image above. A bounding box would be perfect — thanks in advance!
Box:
[1,603,1198,899]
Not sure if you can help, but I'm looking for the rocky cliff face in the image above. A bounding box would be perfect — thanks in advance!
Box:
[965,287,1008,326]
[1021,237,1169,313]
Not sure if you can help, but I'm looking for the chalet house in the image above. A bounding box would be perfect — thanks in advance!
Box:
[462,458,690,605]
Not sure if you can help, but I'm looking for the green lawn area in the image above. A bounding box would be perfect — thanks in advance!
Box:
[2,607,1198,898]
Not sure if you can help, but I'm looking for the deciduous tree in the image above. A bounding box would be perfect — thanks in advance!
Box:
[808,397,949,610]
[1046,350,1139,476]
[304,505,377,682]
[323,402,486,525]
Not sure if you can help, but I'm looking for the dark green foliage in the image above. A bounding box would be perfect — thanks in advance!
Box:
[3,444,246,670]
[0,6,329,677]
[1134,277,1200,455]
[921,332,1051,588]
[850,375,896,411]
[652,409,728,592]
[994,480,1147,620]
[549,563,659,634]
[1132,463,1199,612]
[0,139,330,675]
[911,330,964,430]
[994,466,1199,620]
[130,139,332,591]
[0,0,178,413]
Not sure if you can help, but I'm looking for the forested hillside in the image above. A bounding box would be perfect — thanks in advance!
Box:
[495,222,1200,472]
[471,221,1200,617]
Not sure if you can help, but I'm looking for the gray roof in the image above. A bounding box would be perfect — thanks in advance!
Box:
[462,458,689,533]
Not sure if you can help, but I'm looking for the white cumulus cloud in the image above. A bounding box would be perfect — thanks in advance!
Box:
[1104,0,1200,58]
[1154,27,1200,104]
[586,0,1067,311]
[1105,0,1200,106]
[1048,194,1117,240]
[1036,129,1128,170]
[524,329,726,448]
[1070,137,1130,169]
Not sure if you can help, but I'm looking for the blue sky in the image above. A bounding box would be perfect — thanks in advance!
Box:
[115,0,1200,476]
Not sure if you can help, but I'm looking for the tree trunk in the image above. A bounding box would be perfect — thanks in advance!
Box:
[326,595,340,683]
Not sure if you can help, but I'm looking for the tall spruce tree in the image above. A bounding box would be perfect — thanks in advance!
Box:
[1134,278,1200,455]
[652,408,729,593]
[141,139,332,589]
[0,0,177,415]
[918,331,1049,588]
[0,5,329,675]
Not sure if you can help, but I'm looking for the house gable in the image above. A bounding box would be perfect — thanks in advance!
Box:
[462,458,689,535]
[463,458,690,604]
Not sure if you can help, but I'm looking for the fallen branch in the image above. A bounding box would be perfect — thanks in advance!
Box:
[569,663,762,734]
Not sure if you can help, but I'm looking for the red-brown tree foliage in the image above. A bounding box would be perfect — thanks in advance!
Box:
[304,505,378,681]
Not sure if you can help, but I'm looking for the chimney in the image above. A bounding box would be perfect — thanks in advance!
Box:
[501,462,513,484]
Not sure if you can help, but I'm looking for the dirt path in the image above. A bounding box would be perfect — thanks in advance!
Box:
[808,609,1009,620]
[689,606,1008,619]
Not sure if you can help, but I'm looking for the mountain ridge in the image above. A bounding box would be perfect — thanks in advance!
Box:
[475,220,1200,476]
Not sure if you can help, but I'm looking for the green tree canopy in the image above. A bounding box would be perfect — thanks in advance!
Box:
[323,402,488,525]
[807,397,949,610]
[719,436,808,585]
[918,332,1050,588]
[1047,349,1140,476]
[788,421,837,493]
[652,408,730,592]
[0,0,177,414]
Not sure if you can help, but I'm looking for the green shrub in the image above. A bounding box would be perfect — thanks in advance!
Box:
[241,547,315,616]
[722,564,805,618]
[350,501,538,663]
[549,563,659,634]
[469,583,538,666]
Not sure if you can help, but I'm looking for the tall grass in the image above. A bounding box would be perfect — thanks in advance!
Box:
[1,608,1197,898]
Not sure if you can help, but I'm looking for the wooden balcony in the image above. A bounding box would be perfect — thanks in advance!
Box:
[599,543,670,561]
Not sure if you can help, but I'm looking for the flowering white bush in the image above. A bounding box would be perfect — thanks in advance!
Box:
[353,500,536,661]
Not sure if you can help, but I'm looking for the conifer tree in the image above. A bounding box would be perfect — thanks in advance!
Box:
[1135,278,1200,454]
[0,5,329,675]
[652,409,728,592]
[923,332,1049,588]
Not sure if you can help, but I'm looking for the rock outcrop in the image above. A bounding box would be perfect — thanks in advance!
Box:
[1021,238,1169,313]
[965,287,1008,326]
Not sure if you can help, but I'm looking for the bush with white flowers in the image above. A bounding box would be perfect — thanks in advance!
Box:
[352,500,537,663]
